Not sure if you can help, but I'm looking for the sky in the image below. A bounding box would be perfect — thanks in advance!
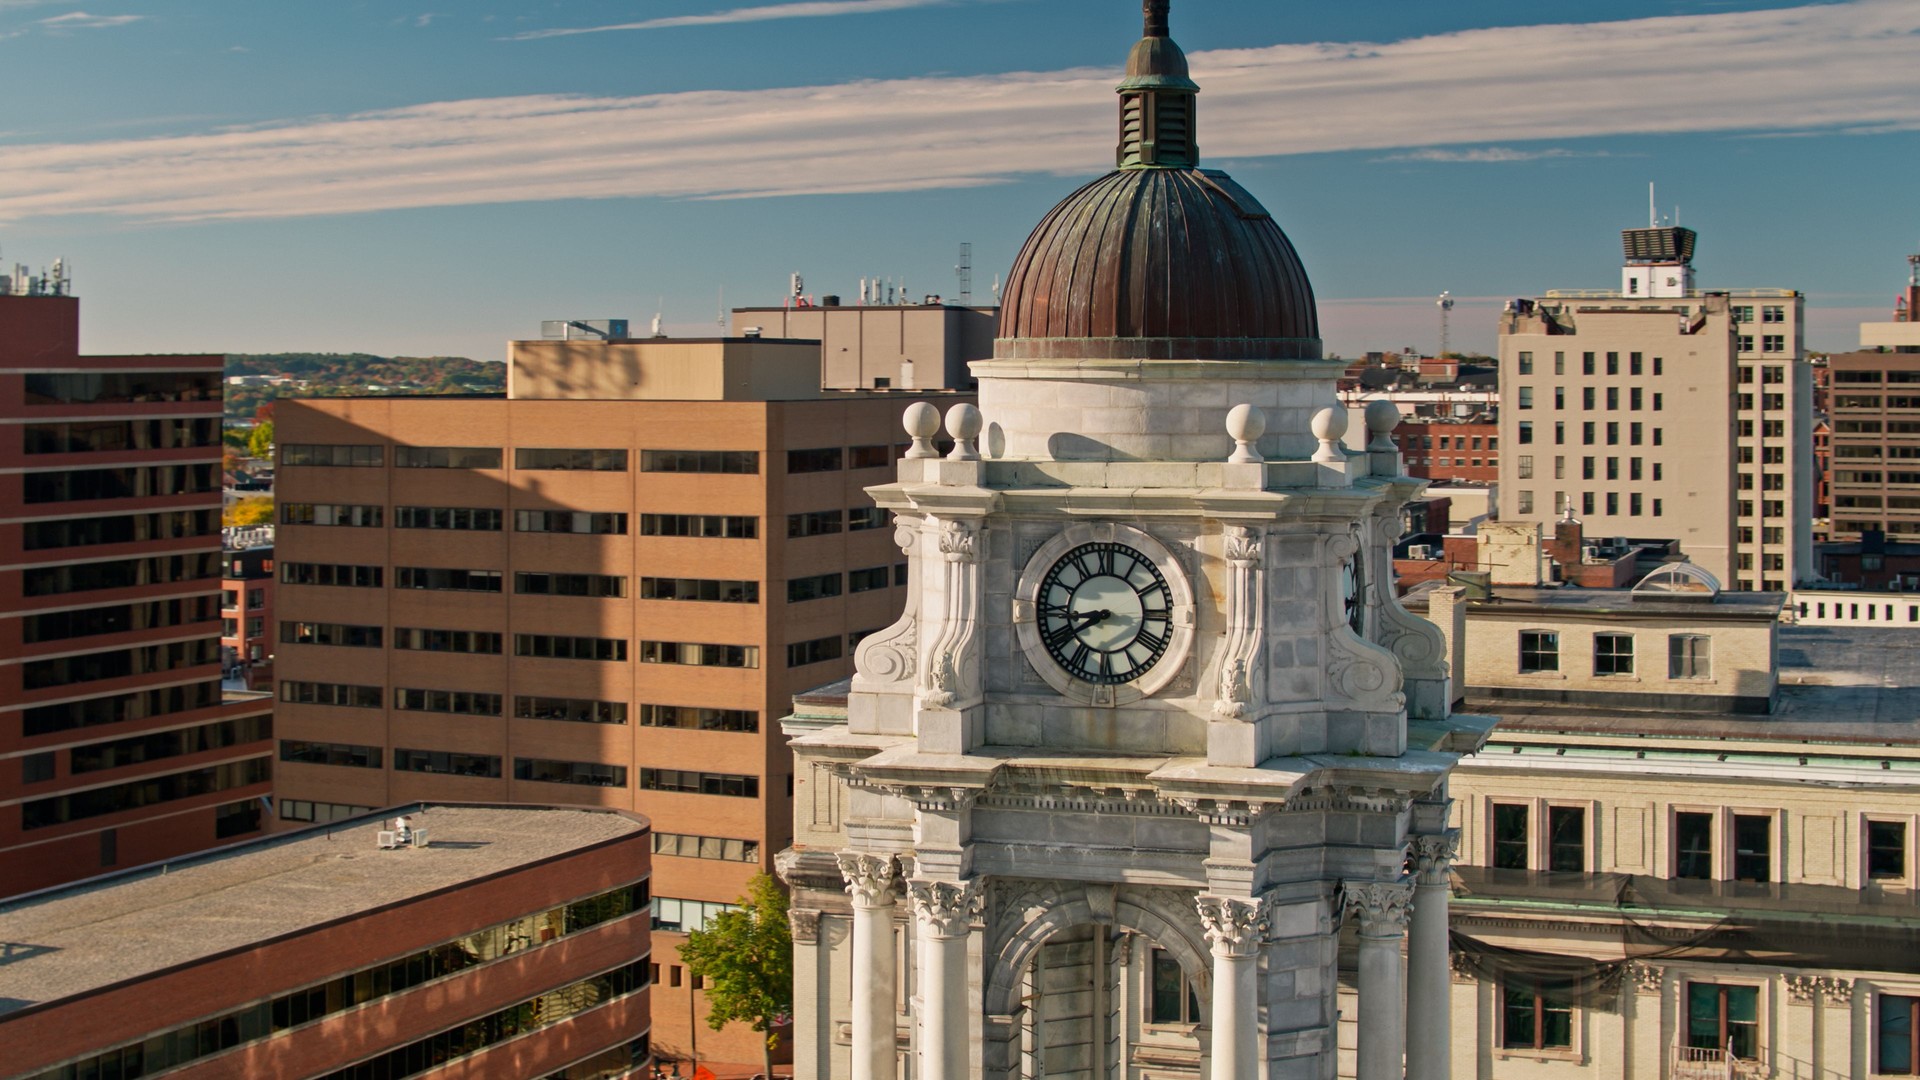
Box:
[2,0,1917,363]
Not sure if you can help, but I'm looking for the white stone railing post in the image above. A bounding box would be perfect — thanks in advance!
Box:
[840,852,901,1080]
[1197,894,1267,1080]
[1345,881,1414,1080]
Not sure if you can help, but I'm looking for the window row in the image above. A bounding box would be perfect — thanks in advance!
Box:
[652,831,760,863]
[22,680,222,737]
[24,417,220,454]
[1512,386,1662,413]
[640,640,757,668]
[280,740,383,769]
[642,576,758,603]
[1514,491,1663,518]
[1518,630,1709,679]
[281,680,383,709]
[22,639,221,691]
[396,688,503,716]
[642,513,757,538]
[21,596,218,645]
[282,443,383,467]
[640,768,760,797]
[1515,421,1663,448]
[282,562,384,588]
[24,552,221,598]
[515,757,627,787]
[23,370,218,405]
[21,757,268,830]
[71,715,271,776]
[24,508,219,552]
[282,502,384,528]
[24,462,219,504]
[638,705,758,732]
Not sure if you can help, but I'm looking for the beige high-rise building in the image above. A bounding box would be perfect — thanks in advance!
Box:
[729,301,996,391]
[1495,226,1813,591]
[272,335,965,1072]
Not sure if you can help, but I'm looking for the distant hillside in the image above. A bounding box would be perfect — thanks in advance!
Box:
[224,353,504,420]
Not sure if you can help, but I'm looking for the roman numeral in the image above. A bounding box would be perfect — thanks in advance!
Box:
[1098,652,1113,679]
[1045,621,1077,649]
[1136,627,1167,653]
[1070,643,1092,673]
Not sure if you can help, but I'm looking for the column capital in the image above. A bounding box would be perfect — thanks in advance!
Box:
[1409,829,1461,886]
[838,851,901,909]
[908,877,982,938]
[1195,894,1269,959]
[1342,880,1414,938]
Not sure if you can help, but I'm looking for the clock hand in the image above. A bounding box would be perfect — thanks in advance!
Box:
[1070,608,1112,629]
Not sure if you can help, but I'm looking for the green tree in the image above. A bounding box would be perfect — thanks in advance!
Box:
[246,420,275,459]
[679,874,793,1078]
[225,497,274,527]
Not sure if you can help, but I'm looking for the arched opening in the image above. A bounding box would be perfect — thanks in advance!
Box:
[983,881,1213,1080]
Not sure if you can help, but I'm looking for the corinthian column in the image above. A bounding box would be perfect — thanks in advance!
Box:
[909,878,981,1080]
[1344,881,1414,1080]
[1405,832,1459,1080]
[1196,894,1268,1080]
[839,852,900,1080]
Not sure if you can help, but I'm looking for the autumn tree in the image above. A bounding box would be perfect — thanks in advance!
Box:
[247,420,275,459]
[224,497,273,527]
[679,874,793,1079]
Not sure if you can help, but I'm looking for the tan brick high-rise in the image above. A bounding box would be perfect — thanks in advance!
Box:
[273,335,966,1072]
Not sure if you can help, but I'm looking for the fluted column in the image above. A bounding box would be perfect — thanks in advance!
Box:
[839,852,900,1080]
[1345,881,1414,1080]
[909,878,981,1080]
[1197,895,1267,1080]
[1406,832,1459,1080]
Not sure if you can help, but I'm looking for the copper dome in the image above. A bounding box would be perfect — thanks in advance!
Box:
[993,1,1320,362]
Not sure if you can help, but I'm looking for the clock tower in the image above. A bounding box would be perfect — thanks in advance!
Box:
[780,4,1493,1079]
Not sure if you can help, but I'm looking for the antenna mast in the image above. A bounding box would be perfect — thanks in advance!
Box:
[1437,291,1455,359]
[956,243,973,304]
[1649,182,1656,228]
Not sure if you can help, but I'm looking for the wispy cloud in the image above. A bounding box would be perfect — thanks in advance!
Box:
[36,11,143,30]
[509,0,970,40]
[1373,147,1615,163]
[2,1,1916,223]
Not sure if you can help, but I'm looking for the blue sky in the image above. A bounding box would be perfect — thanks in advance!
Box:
[2,0,1917,362]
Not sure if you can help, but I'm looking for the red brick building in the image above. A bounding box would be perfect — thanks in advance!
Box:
[1,288,274,899]
[1393,418,1499,484]
[220,527,274,688]
[0,804,652,1079]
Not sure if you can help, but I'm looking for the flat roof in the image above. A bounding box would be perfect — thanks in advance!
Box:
[0,804,645,1016]
[1437,586,1785,619]
[1476,625,1920,745]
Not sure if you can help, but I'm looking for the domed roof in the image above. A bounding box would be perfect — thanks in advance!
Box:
[994,0,1320,362]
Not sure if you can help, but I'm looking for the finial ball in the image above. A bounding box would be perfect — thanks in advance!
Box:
[1225,403,1266,444]
[1310,404,1349,444]
[945,403,983,442]
[1364,398,1401,437]
[902,401,941,439]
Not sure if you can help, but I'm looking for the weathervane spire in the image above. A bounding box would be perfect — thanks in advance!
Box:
[1144,0,1169,38]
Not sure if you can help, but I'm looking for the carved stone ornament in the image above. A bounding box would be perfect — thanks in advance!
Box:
[1341,880,1414,937]
[1409,830,1460,886]
[1223,525,1263,568]
[1821,976,1855,1006]
[837,851,900,908]
[908,878,983,938]
[922,651,959,706]
[938,519,979,563]
[1785,975,1821,1004]
[1213,657,1251,718]
[1196,894,1269,958]
[852,518,920,689]
[1628,961,1665,994]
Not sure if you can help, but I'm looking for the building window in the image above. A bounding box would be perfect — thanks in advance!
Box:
[640,513,755,538]
[1519,630,1558,673]
[1732,814,1772,882]
[1687,983,1759,1059]
[1582,492,1595,516]
[653,832,760,863]
[282,503,382,527]
[281,444,383,467]
[393,749,502,777]
[1548,806,1586,872]
[639,705,758,732]
[849,444,890,469]
[1676,811,1714,879]
[1738,334,1755,352]
[788,572,844,603]
[1582,387,1596,411]
[396,506,503,531]
[1605,387,1618,411]
[849,506,889,531]
[513,447,628,471]
[787,447,844,474]
[1869,821,1909,881]
[1492,803,1530,869]
[788,510,844,537]
[1517,387,1534,409]
[396,566,503,593]
[1881,995,1920,1075]
[1763,334,1785,353]
[640,768,759,797]
[281,621,383,648]
[1150,949,1202,1025]
[849,566,893,593]
[281,681,382,709]
[639,640,757,667]
[1582,422,1594,445]
[396,688,503,716]
[1669,634,1711,679]
[516,509,627,534]
[1629,493,1642,516]
[1762,305,1785,323]
[1630,351,1643,376]
[639,577,756,602]
[516,696,627,724]
[397,627,503,654]
[1582,352,1596,375]
[1593,633,1633,676]
[641,449,759,474]
[519,634,628,661]
[1606,352,1619,376]
[1516,454,1533,479]
[22,751,55,784]
[1517,422,1533,445]
[1501,982,1574,1050]
[279,740,382,769]
[788,635,845,667]
[1554,352,1565,375]
[1554,387,1565,410]
[396,446,503,469]
[1605,492,1618,515]
[517,571,628,598]
[1554,422,1565,445]
[515,758,627,787]
[1517,351,1534,375]
[1517,490,1533,514]
[280,562,384,588]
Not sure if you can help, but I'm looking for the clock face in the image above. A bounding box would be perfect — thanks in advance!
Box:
[1037,542,1174,685]
[1342,555,1366,636]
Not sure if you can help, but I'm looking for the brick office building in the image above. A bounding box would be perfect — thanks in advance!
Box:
[1,283,274,899]
[273,335,965,1070]
[220,526,274,688]
[0,804,653,1080]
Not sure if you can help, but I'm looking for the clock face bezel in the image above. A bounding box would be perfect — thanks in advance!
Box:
[1036,541,1175,686]
[1012,522,1196,705]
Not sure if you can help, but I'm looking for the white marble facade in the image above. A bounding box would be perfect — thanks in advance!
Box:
[779,357,1493,1080]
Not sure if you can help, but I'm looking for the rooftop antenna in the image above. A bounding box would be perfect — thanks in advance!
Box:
[1437,291,1454,359]
[992,273,1002,303]
[955,243,973,304]
[651,296,665,338]
[716,286,725,335]
[1649,182,1656,229]
[1908,252,1919,287]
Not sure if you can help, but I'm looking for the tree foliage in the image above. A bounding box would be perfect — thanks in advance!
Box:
[679,874,793,1076]
[225,497,274,527]
[246,420,275,459]
[223,353,503,421]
